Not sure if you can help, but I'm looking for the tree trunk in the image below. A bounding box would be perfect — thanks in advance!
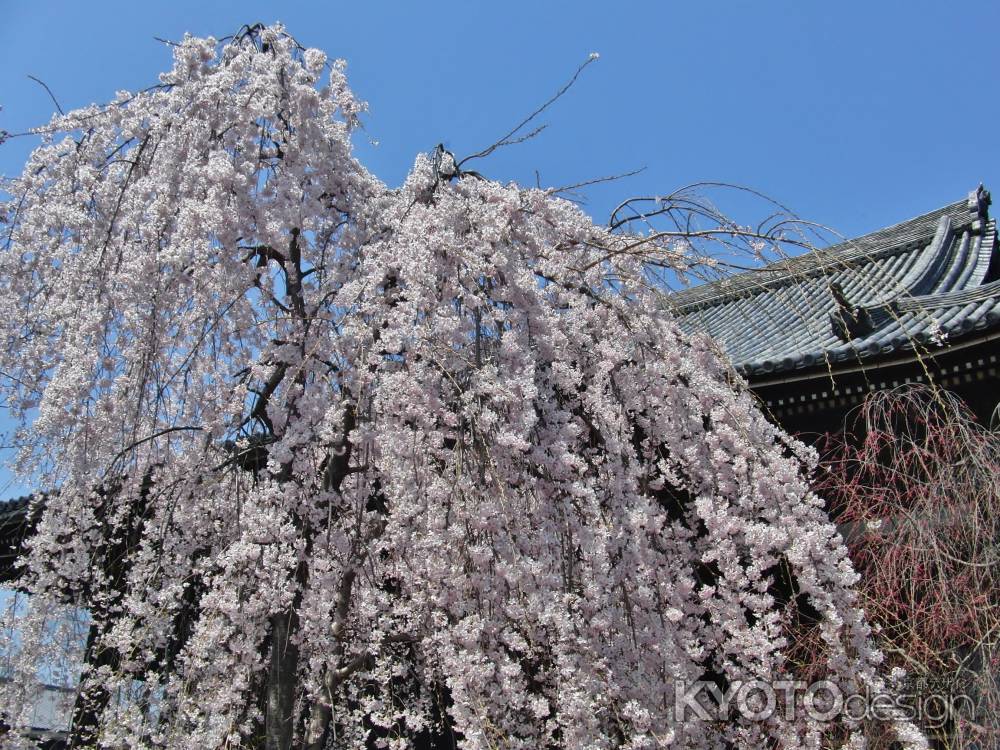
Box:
[303,695,333,750]
[68,622,113,749]
[265,608,300,750]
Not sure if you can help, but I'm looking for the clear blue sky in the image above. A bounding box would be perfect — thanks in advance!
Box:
[0,1,998,497]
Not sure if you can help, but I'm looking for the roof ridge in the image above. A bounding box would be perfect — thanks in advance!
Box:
[674,189,1000,380]
[668,193,982,312]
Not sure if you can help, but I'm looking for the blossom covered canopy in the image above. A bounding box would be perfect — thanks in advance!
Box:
[0,26,924,750]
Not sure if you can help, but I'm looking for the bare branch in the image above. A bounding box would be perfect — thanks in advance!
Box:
[26,75,65,116]
[457,53,599,168]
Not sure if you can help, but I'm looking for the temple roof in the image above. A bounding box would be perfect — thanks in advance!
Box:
[672,186,999,380]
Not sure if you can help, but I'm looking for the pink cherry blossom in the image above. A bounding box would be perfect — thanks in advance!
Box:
[0,25,924,750]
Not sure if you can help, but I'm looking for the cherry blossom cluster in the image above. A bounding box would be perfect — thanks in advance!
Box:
[0,25,925,749]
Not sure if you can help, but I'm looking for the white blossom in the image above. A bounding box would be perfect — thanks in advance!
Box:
[0,25,924,750]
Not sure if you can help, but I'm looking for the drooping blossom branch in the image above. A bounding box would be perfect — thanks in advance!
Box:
[0,25,924,750]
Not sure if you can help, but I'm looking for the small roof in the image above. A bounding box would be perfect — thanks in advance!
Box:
[672,186,999,379]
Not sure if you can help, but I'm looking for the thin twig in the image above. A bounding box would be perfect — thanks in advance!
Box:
[457,53,599,168]
[111,425,204,462]
[546,167,646,197]
[27,75,65,116]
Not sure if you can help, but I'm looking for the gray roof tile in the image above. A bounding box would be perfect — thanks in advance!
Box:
[672,186,999,379]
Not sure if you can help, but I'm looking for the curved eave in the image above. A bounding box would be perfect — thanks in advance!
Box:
[674,187,999,380]
[747,322,1000,390]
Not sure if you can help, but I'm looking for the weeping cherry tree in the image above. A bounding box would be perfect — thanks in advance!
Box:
[0,24,925,750]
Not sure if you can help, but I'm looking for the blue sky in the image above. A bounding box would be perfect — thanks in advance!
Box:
[0,0,998,497]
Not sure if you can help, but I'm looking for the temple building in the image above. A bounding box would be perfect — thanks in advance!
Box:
[674,184,999,436]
